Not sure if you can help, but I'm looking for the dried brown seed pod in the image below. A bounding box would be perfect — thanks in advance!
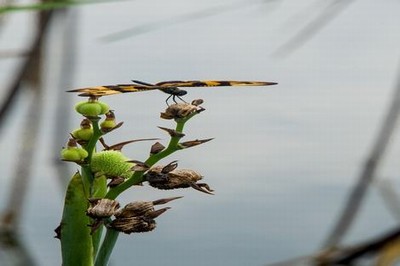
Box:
[110,208,169,234]
[110,216,156,234]
[160,103,203,120]
[114,201,155,218]
[114,196,182,218]
[86,198,120,218]
[145,164,214,195]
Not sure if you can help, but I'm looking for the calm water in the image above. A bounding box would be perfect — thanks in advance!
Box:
[1,0,400,265]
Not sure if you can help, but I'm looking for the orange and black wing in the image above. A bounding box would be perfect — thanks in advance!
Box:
[67,84,157,97]
[155,80,278,88]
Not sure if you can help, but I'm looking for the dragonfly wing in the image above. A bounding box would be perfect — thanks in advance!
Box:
[155,80,278,87]
[67,84,154,97]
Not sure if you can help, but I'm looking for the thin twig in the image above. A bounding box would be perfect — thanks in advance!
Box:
[0,11,52,132]
[322,61,400,248]
[0,7,54,233]
[100,0,276,42]
[375,179,400,222]
[0,8,55,266]
[272,0,356,58]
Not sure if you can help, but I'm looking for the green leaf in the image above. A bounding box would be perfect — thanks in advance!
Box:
[60,172,93,266]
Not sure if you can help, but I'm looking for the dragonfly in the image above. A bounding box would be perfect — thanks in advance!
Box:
[68,80,278,104]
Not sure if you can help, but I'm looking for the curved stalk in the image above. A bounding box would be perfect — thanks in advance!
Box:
[105,117,190,200]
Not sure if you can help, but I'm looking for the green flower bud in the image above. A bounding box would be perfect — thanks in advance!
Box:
[60,138,89,162]
[61,147,88,162]
[72,128,93,141]
[75,100,110,117]
[61,148,82,161]
[100,110,119,132]
[98,101,110,114]
[91,151,133,179]
[71,118,94,141]
[77,148,89,158]
[100,120,116,129]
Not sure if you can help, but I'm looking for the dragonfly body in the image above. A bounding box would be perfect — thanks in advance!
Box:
[68,80,278,104]
[131,80,188,103]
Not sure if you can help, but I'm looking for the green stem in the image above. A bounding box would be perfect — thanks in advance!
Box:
[86,117,102,164]
[80,117,103,194]
[94,227,119,266]
[105,117,190,200]
[80,165,93,196]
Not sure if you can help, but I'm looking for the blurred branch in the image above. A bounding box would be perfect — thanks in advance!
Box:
[272,0,356,58]
[268,226,400,266]
[0,6,53,266]
[0,230,36,266]
[315,226,400,265]
[0,49,30,58]
[322,62,400,248]
[0,0,127,14]
[376,179,400,222]
[100,0,276,42]
[0,10,52,132]
[0,4,52,232]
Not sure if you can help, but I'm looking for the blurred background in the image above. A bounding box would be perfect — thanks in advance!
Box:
[1,0,400,265]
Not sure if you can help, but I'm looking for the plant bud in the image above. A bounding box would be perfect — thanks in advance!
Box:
[71,119,93,141]
[60,139,88,162]
[100,110,123,132]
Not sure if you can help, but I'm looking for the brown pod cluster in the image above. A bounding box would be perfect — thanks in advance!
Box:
[144,162,214,195]
[109,197,182,234]
[160,102,205,120]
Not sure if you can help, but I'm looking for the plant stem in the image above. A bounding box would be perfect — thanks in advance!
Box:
[105,117,190,200]
[94,227,119,266]
[86,117,102,164]
[80,117,103,194]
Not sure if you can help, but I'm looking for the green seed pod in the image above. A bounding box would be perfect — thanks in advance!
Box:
[77,148,89,159]
[75,101,110,117]
[98,101,110,115]
[72,128,94,141]
[100,120,117,131]
[91,151,133,179]
[61,148,83,161]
